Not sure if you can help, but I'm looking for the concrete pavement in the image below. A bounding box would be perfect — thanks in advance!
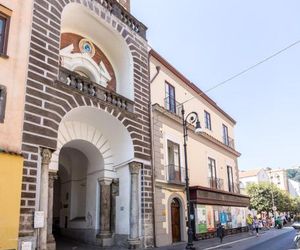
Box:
[56,227,296,250]
[157,227,296,250]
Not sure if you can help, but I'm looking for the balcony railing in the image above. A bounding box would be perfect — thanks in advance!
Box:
[165,164,185,184]
[208,177,224,190]
[164,97,183,117]
[228,182,240,193]
[223,136,235,149]
[58,67,134,112]
[95,0,147,39]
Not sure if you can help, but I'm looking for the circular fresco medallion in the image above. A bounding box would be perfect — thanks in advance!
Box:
[79,38,95,57]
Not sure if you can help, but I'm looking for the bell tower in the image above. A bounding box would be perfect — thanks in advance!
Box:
[117,0,130,12]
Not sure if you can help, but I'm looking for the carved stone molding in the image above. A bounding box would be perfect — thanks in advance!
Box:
[41,148,52,166]
[98,179,113,186]
[129,161,142,175]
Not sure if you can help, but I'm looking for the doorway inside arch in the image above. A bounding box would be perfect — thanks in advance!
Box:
[171,198,181,243]
[52,140,105,244]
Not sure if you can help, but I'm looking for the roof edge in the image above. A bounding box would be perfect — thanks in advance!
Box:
[149,49,236,125]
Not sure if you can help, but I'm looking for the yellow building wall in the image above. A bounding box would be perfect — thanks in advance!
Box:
[0,153,23,250]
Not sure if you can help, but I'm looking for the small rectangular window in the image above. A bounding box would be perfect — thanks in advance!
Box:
[227,166,234,192]
[167,140,181,183]
[208,157,216,179]
[0,85,7,122]
[165,82,176,113]
[0,10,10,56]
[204,111,211,130]
[223,124,229,145]
[208,157,218,189]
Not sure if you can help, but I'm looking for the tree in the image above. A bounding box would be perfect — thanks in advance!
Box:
[290,197,300,214]
[246,182,292,214]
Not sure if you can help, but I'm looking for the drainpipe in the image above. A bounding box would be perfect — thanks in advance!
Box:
[148,53,161,247]
[150,65,161,83]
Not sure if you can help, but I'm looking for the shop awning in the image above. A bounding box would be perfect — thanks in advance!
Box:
[190,186,250,207]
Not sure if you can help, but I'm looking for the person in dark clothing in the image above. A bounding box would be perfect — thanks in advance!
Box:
[216,223,225,243]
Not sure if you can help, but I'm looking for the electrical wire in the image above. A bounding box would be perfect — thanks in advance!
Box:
[180,39,300,106]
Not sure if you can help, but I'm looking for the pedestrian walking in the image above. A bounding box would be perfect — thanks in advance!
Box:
[246,214,254,235]
[253,216,259,237]
[216,223,225,243]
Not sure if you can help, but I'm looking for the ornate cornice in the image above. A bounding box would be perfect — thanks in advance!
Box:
[152,104,241,157]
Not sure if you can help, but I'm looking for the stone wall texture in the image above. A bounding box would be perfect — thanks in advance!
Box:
[20,0,153,247]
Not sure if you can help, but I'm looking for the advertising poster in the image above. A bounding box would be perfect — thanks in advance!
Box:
[196,205,207,233]
[231,207,238,228]
[241,208,247,227]
[214,208,219,223]
[219,210,227,225]
[206,205,215,232]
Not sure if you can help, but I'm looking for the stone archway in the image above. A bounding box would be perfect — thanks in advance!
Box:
[51,139,108,246]
[20,0,152,248]
[40,106,140,249]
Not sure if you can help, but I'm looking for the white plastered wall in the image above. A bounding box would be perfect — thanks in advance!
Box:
[150,58,235,146]
[160,120,238,190]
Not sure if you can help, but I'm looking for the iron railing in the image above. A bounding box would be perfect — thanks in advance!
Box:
[223,136,235,149]
[228,182,240,193]
[165,164,185,184]
[164,97,183,117]
[95,0,147,39]
[208,177,224,190]
[58,67,134,112]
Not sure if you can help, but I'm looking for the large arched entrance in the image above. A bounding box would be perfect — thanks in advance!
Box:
[171,198,181,243]
[46,106,137,247]
[53,140,104,243]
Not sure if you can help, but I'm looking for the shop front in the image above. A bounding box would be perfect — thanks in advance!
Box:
[190,186,250,239]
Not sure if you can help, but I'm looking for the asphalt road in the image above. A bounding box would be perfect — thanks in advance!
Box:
[244,229,297,250]
[215,227,298,250]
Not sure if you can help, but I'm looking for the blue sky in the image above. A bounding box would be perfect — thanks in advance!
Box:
[132,0,300,170]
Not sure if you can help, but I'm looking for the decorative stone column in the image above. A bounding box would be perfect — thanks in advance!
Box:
[128,162,142,249]
[111,179,119,233]
[39,148,52,250]
[47,171,57,250]
[97,179,113,246]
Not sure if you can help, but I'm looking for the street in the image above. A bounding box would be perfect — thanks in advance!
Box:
[55,227,298,250]
[213,227,297,250]
[157,227,298,250]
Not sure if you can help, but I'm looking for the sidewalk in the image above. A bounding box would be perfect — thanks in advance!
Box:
[56,227,293,250]
[156,229,268,250]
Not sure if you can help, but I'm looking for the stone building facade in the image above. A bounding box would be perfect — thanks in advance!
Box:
[149,50,249,247]
[3,0,154,249]
[0,0,250,249]
[0,1,32,249]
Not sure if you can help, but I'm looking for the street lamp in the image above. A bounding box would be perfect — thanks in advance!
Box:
[182,106,201,250]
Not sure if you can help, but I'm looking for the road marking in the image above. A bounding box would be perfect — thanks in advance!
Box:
[203,236,256,250]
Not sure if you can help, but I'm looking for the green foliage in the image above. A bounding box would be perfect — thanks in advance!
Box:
[246,182,299,213]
